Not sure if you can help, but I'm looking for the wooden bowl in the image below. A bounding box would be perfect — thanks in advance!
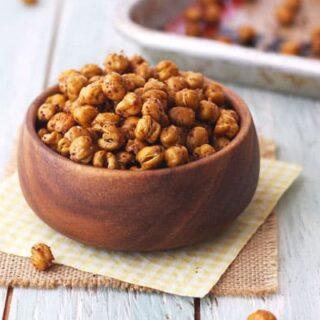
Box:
[18,82,260,252]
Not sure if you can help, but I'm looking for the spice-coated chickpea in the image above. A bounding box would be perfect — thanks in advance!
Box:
[238,25,256,45]
[169,107,195,127]
[122,73,146,91]
[116,151,135,169]
[59,74,88,101]
[57,137,71,156]
[134,62,153,80]
[78,82,106,105]
[166,76,188,100]
[144,78,168,93]
[58,69,80,82]
[193,143,216,159]
[80,64,103,79]
[106,152,119,169]
[38,128,49,139]
[64,126,91,142]
[72,105,98,127]
[70,136,94,164]
[214,109,239,138]
[175,89,200,110]
[135,115,161,144]
[164,145,189,167]
[186,126,209,150]
[45,94,66,111]
[204,83,225,105]
[136,145,164,170]
[93,151,119,169]
[142,98,169,126]
[214,136,231,150]
[121,116,140,139]
[130,55,146,68]
[125,138,146,155]
[184,72,204,89]
[160,125,186,147]
[31,243,54,271]
[104,53,130,74]
[247,309,277,320]
[37,103,59,122]
[91,112,121,132]
[155,60,179,81]
[47,112,75,133]
[102,72,127,101]
[280,40,301,55]
[41,131,63,147]
[115,92,142,117]
[142,89,168,109]
[197,100,220,124]
[97,125,125,151]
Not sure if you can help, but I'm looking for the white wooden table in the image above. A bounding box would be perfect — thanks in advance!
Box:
[0,1,319,319]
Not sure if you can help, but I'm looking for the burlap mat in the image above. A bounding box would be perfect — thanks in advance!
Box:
[0,136,277,296]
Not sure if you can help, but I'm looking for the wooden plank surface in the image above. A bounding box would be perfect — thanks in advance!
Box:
[9,288,194,320]
[0,289,8,317]
[0,0,60,179]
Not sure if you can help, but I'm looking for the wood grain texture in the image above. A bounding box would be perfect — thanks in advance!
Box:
[0,0,59,179]
[9,288,194,320]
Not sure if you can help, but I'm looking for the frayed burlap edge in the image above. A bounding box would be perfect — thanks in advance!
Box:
[0,135,278,297]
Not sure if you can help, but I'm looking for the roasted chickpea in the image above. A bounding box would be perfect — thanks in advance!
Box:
[155,60,179,81]
[104,53,130,74]
[142,89,168,109]
[134,62,153,80]
[166,76,188,100]
[64,126,91,142]
[197,100,220,124]
[186,126,209,150]
[276,6,295,26]
[121,116,140,139]
[164,145,189,167]
[142,98,169,126]
[280,40,301,55]
[91,112,121,132]
[160,125,186,147]
[169,107,195,127]
[130,55,146,68]
[115,92,142,117]
[22,0,38,5]
[93,150,119,169]
[72,105,98,127]
[125,138,146,154]
[122,73,146,91]
[78,82,106,105]
[203,4,221,24]
[47,112,75,133]
[97,125,125,151]
[116,151,135,169]
[58,69,79,82]
[31,243,54,271]
[214,109,240,138]
[238,25,256,45]
[144,78,168,93]
[136,145,164,170]
[135,115,161,144]
[102,72,127,101]
[193,144,216,159]
[41,131,63,147]
[284,0,301,12]
[175,89,200,110]
[204,83,225,105]
[184,6,203,22]
[247,310,277,320]
[57,137,71,156]
[88,75,104,84]
[38,128,49,139]
[37,103,59,122]
[45,94,66,111]
[311,26,320,41]
[80,64,103,79]
[185,21,202,37]
[311,37,320,57]
[59,73,88,101]
[106,152,119,169]
[70,136,94,164]
[184,72,204,89]
[214,136,231,150]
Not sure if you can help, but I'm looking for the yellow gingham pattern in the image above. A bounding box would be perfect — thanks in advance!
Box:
[0,159,301,297]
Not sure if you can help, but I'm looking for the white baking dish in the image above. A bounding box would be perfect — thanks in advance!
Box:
[115,0,320,98]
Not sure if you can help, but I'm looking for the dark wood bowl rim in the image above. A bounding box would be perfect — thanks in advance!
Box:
[25,82,253,177]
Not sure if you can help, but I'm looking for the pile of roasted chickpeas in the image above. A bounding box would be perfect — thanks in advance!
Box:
[37,53,240,170]
[180,0,320,58]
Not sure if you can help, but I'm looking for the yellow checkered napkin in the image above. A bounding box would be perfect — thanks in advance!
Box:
[0,159,301,297]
